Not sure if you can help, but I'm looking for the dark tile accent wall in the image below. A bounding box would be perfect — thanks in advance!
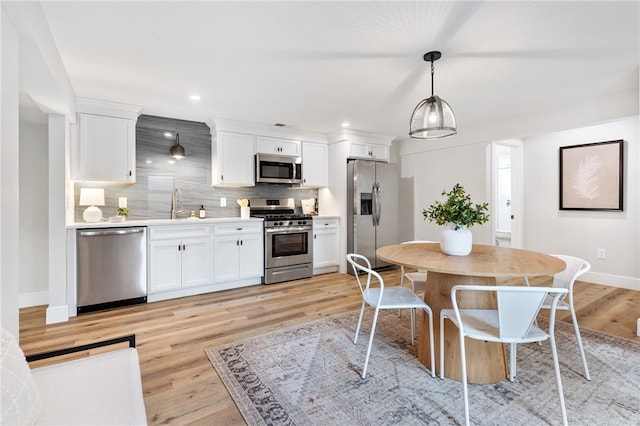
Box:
[74,115,318,221]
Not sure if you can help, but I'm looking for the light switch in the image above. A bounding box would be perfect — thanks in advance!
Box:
[220,197,226,207]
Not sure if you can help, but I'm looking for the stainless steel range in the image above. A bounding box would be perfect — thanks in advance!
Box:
[250,198,313,284]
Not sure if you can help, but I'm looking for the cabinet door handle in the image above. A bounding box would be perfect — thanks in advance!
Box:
[314,234,317,239]
[178,244,181,251]
[221,174,224,181]
[237,228,243,231]
[182,244,186,251]
[236,240,239,246]
[129,170,132,176]
[240,240,243,246]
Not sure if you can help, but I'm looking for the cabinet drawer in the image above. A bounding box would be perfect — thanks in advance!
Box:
[213,222,263,236]
[313,219,339,230]
[149,225,212,240]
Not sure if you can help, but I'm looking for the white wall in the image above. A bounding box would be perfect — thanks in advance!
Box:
[524,116,639,290]
[402,142,493,244]
[19,123,49,306]
[1,8,21,335]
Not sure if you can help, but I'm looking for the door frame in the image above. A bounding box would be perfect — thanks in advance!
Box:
[489,139,524,248]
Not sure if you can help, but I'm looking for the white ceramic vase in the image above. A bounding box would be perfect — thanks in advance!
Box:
[440,224,472,256]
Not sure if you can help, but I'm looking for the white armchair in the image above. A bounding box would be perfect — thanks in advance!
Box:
[1,329,147,425]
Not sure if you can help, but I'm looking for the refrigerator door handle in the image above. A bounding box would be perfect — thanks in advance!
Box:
[373,181,381,226]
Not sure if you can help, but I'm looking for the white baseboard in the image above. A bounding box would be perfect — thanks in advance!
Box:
[19,291,49,308]
[45,305,69,324]
[581,271,639,291]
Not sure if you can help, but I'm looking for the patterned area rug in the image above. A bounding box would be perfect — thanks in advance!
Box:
[205,310,640,425]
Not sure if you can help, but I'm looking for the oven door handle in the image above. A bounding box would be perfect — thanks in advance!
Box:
[265,226,312,234]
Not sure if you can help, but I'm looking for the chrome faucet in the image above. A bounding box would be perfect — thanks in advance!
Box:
[171,187,183,219]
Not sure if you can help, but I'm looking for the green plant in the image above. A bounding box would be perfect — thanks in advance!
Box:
[423,183,489,230]
[116,207,129,217]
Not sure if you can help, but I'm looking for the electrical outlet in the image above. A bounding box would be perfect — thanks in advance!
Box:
[220,197,227,207]
[597,248,606,259]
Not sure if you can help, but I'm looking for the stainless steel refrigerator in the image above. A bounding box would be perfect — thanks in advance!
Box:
[347,159,399,272]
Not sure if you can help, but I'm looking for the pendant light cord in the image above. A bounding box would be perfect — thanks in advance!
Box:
[431,60,435,97]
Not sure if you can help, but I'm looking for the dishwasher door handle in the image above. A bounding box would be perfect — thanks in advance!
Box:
[79,228,145,237]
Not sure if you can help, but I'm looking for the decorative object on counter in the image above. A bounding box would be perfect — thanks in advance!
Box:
[237,199,250,219]
[169,132,186,159]
[110,205,129,223]
[423,183,489,256]
[189,210,196,218]
[199,205,206,218]
[409,51,457,139]
[79,188,105,223]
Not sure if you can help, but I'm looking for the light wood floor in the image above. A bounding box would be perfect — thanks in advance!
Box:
[19,270,640,425]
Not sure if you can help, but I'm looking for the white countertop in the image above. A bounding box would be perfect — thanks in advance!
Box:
[68,217,264,229]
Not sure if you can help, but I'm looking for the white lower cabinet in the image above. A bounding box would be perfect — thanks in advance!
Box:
[148,225,212,294]
[313,217,339,274]
[212,222,263,283]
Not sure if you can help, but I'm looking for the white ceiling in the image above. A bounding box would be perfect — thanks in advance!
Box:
[31,1,639,138]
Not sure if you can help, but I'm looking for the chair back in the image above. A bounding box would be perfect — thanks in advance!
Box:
[346,253,384,301]
[451,285,569,340]
[551,255,591,292]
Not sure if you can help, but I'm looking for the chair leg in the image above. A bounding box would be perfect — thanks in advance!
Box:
[458,326,470,426]
[410,308,416,345]
[425,307,436,378]
[361,308,380,379]
[549,330,569,425]
[509,343,516,382]
[569,305,591,380]
[439,313,446,379]
[354,302,366,344]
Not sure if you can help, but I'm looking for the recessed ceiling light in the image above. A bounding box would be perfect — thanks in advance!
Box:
[189,95,201,101]
[342,121,350,128]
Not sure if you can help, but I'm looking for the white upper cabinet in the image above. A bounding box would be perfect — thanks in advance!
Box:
[72,98,142,183]
[256,136,301,156]
[212,131,255,186]
[301,141,328,187]
[348,141,390,162]
[328,128,394,163]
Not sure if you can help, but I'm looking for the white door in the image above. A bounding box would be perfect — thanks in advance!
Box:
[149,239,182,293]
[181,236,211,287]
[213,235,240,282]
[490,140,523,248]
[238,233,264,279]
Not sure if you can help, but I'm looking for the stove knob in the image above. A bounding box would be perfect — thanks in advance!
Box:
[289,221,293,225]
[279,221,284,226]
[302,220,307,225]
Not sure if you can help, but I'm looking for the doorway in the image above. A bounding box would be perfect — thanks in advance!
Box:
[490,140,523,248]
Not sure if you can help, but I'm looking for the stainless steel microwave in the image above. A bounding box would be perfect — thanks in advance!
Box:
[255,154,302,184]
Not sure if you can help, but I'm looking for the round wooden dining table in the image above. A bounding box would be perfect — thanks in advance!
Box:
[376,242,566,384]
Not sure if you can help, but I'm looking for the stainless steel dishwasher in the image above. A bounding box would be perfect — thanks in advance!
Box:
[76,227,147,313]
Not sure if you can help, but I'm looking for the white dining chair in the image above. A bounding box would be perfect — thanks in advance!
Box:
[346,253,436,379]
[525,254,592,380]
[440,285,569,426]
[399,240,436,293]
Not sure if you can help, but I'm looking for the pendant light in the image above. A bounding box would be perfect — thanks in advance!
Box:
[409,51,457,139]
[170,133,186,159]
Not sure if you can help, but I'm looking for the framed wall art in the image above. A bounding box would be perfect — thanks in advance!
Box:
[559,139,623,211]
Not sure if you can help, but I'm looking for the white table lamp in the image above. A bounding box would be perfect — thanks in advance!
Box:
[79,188,105,223]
